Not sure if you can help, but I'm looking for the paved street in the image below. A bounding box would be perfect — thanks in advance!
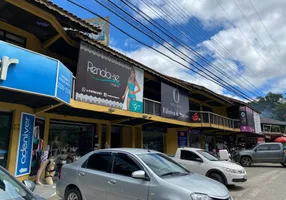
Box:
[39,164,286,200]
[229,164,286,200]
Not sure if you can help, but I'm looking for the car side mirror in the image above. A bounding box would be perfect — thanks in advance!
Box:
[22,180,35,192]
[132,170,149,180]
[195,157,203,162]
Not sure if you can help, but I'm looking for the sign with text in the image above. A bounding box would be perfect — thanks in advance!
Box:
[0,41,72,104]
[178,131,188,147]
[253,111,262,134]
[15,113,35,177]
[75,42,144,113]
[161,82,189,121]
[56,62,73,104]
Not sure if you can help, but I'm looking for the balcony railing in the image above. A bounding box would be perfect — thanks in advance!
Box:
[190,110,240,129]
[143,98,161,116]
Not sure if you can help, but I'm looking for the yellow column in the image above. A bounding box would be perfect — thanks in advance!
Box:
[131,127,136,148]
[7,110,21,175]
[97,124,102,149]
[43,118,50,149]
[106,124,111,147]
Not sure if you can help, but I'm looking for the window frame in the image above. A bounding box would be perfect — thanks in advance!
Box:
[256,145,269,152]
[83,152,112,173]
[268,144,281,151]
[0,28,26,48]
[110,152,144,178]
[180,150,202,162]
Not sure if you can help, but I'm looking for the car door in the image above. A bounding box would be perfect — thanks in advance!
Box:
[77,152,112,200]
[252,144,269,163]
[106,152,149,200]
[268,144,283,163]
[179,150,206,175]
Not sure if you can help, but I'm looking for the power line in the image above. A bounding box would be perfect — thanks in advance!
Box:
[67,0,254,101]
[93,0,256,100]
[119,0,262,98]
[248,0,285,62]
[232,0,282,70]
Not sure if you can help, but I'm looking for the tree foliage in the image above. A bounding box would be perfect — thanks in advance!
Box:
[250,92,285,120]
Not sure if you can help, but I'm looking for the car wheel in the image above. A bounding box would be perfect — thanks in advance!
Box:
[65,187,82,200]
[209,173,225,185]
[240,157,252,167]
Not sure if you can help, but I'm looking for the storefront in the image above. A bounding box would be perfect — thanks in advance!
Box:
[143,124,165,153]
[0,111,12,168]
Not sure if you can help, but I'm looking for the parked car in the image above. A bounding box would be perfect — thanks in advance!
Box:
[233,142,286,166]
[0,166,45,200]
[57,148,232,200]
[172,147,247,185]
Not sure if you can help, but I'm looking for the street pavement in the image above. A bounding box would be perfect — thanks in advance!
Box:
[36,163,286,200]
[229,163,286,200]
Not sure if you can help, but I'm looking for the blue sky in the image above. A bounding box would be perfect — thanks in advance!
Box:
[51,0,286,101]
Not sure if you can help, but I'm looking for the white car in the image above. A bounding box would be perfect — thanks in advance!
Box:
[173,147,247,185]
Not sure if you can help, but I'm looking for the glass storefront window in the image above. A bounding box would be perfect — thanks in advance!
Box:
[0,112,12,168]
[143,131,164,153]
[49,121,96,157]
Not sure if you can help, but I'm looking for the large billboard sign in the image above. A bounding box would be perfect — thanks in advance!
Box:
[161,82,189,121]
[75,42,144,113]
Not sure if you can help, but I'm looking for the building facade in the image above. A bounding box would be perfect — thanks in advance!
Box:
[0,0,261,180]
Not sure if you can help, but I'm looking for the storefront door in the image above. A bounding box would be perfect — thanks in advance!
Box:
[0,112,12,168]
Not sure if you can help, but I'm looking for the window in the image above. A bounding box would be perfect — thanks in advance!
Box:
[0,29,26,47]
[112,153,141,177]
[86,152,111,172]
[138,153,189,177]
[180,150,201,161]
[257,145,269,151]
[269,144,281,151]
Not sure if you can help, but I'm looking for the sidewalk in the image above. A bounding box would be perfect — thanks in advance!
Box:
[34,184,61,200]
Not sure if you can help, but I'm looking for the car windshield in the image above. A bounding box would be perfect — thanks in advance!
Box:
[197,150,219,161]
[0,168,34,200]
[138,153,190,177]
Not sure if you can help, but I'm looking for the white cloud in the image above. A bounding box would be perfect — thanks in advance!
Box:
[130,0,286,97]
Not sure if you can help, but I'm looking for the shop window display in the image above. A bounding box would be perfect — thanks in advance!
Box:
[143,131,164,153]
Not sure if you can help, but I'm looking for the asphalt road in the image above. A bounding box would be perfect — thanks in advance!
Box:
[46,163,286,200]
[229,163,286,200]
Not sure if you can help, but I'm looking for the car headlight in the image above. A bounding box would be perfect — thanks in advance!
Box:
[224,168,240,174]
[191,193,212,200]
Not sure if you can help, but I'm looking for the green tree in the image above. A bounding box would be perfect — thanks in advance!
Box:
[250,92,283,119]
[274,103,286,121]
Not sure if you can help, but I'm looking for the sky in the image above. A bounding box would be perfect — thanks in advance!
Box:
[52,0,286,102]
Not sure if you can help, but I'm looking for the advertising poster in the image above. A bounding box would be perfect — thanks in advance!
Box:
[239,106,255,132]
[75,42,144,113]
[178,131,188,148]
[161,82,189,121]
[15,113,35,177]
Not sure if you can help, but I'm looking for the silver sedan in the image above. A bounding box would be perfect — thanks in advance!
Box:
[57,148,232,200]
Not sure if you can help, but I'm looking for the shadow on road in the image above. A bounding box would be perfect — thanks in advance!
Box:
[228,185,244,191]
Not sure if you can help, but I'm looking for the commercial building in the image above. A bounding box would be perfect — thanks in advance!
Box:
[0,0,260,180]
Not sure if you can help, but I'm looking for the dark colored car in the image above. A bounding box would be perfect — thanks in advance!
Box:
[0,166,46,200]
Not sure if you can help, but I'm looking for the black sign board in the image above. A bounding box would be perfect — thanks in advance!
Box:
[161,82,189,122]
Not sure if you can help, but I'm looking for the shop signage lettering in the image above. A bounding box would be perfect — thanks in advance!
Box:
[87,61,120,86]
[75,42,144,113]
[0,56,19,81]
[161,82,189,122]
[15,113,35,177]
[239,106,255,132]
